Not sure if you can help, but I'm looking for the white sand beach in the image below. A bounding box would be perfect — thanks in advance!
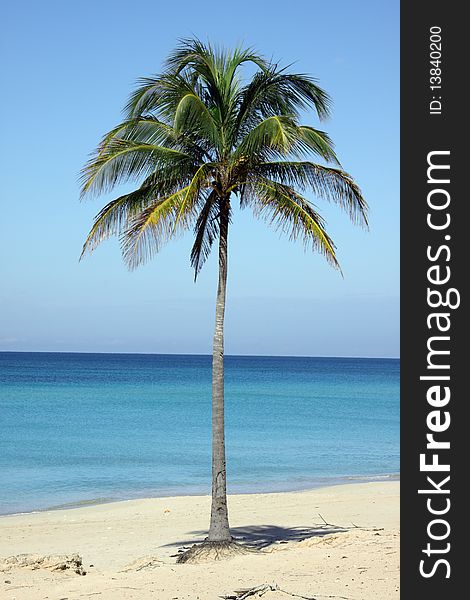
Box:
[0,481,399,599]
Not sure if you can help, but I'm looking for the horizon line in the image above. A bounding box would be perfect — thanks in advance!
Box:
[0,349,400,360]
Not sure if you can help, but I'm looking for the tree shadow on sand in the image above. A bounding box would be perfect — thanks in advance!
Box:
[165,522,350,551]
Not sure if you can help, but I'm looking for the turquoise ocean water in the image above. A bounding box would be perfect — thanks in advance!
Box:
[0,352,399,515]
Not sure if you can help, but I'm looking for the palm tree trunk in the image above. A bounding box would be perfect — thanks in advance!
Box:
[207,199,231,542]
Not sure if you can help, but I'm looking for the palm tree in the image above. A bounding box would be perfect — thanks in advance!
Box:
[80,39,368,561]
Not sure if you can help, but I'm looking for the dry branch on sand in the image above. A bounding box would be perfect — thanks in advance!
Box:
[220,582,351,600]
[120,555,164,572]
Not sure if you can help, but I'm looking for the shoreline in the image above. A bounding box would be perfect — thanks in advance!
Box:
[0,472,400,518]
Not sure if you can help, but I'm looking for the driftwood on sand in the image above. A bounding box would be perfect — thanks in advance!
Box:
[220,582,350,599]
[0,553,86,575]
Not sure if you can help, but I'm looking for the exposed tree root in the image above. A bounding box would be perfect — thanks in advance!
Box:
[176,540,254,564]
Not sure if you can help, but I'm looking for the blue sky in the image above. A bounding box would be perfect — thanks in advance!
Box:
[0,0,399,357]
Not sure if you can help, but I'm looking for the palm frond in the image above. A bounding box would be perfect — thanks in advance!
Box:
[245,179,340,269]
[124,72,198,120]
[99,117,177,147]
[173,162,215,230]
[124,76,161,118]
[233,117,338,164]
[80,139,192,197]
[173,92,220,149]
[166,38,269,84]
[255,162,368,227]
[224,45,270,83]
[166,39,270,146]
[80,185,156,257]
[233,115,299,160]
[121,184,202,269]
[190,191,220,279]
[277,72,332,119]
[296,127,339,164]
[235,70,331,134]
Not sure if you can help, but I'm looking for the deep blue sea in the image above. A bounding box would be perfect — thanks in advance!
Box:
[0,352,399,515]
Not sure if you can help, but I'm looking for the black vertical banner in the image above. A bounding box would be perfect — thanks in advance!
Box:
[401,2,465,598]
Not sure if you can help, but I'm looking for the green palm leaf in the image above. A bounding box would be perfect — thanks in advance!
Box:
[99,117,176,147]
[235,70,331,135]
[81,185,156,257]
[246,179,340,269]
[121,186,194,269]
[234,117,338,164]
[173,92,220,150]
[233,115,299,159]
[190,190,220,279]
[255,161,368,226]
[80,139,192,197]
